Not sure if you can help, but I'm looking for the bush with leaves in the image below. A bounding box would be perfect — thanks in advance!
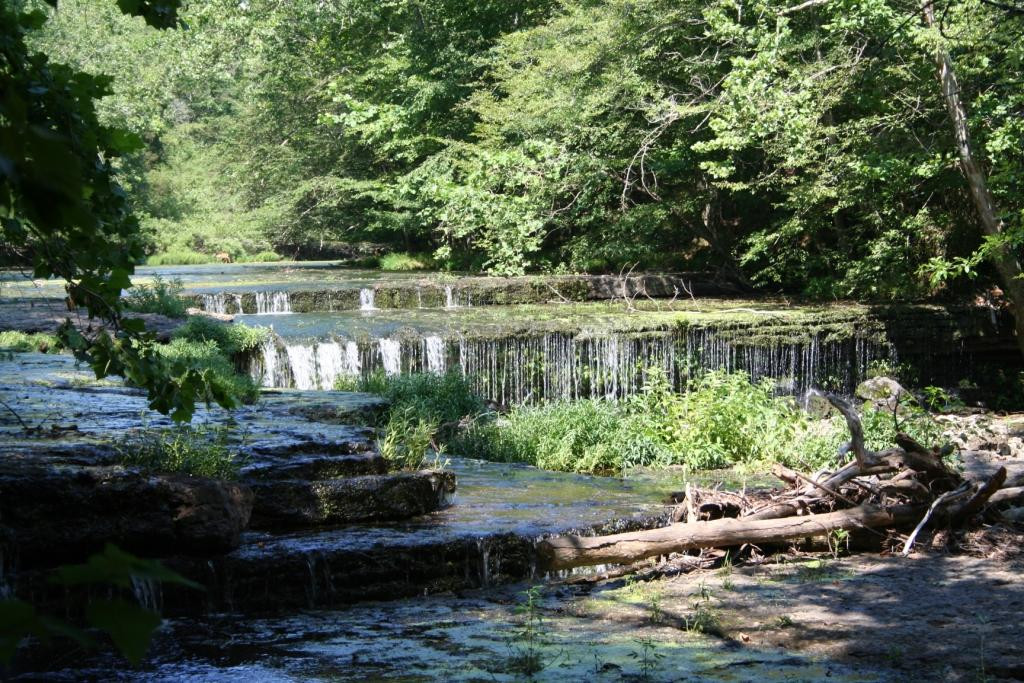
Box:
[451,369,946,475]
[123,275,188,318]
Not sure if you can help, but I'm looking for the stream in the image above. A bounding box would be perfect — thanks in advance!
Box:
[1,263,1012,681]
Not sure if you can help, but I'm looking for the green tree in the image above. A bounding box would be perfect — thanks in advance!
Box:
[1,0,241,420]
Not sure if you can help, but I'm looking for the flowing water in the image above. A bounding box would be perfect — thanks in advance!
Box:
[243,303,904,401]
[1,263,1010,681]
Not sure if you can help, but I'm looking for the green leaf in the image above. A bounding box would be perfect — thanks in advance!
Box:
[85,599,161,666]
[50,544,203,590]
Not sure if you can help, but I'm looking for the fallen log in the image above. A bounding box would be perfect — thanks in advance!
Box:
[950,466,1006,525]
[989,486,1024,505]
[538,504,922,571]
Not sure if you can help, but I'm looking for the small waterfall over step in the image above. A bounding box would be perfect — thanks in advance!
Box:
[255,291,291,314]
[201,291,289,314]
[379,339,402,375]
[360,288,376,311]
[424,336,445,374]
[201,293,239,315]
[251,325,899,403]
[257,339,360,389]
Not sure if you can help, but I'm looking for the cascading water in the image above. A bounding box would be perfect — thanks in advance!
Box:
[255,291,291,314]
[379,339,402,375]
[359,288,376,311]
[285,344,318,390]
[202,293,228,314]
[444,286,456,309]
[255,325,894,404]
[424,336,445,374]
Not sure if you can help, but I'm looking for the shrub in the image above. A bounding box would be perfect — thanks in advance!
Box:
[159,338,261,405]
[115,424,243,479]
[146,249,214,266]
[123,275,188,318]
[377,408,436,470]
[378,251,434,271]
[172,317,269,355]
[0,331,62,353]
[238,250,282,263]
[450,369,946,475]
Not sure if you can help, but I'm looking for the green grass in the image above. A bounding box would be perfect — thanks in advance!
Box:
[158,338,261,405]
[347,368,945,476]
[146,249,215,266]
[159,319,270,406]
[236,250,283,263]
[115,424,243,479]
[0,331,62,353]
[353,370,485,425]
[345,371,484,469]
[172,316,270,355]
[451,370,945,474]
[377,251,435,271]
[123,275,188,318]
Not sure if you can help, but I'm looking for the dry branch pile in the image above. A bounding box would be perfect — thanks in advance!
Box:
[539,393,1016,571]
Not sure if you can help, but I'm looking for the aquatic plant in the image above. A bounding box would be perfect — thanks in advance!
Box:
[115,424,244,479]
[505,585,553,678]
[451,369,945,474]
[123,275,188,318]
[377,408,436,470]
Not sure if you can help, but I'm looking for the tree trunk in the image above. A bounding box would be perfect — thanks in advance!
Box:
[922,1,1024,357]
[537,504,921,571]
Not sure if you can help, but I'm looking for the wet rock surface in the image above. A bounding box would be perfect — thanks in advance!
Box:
[0,461,253,567]
[248,470,455,529]
[0,297,209,341]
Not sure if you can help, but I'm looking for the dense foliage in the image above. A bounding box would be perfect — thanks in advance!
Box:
[356,369,943,474]
[23,0,1024,301]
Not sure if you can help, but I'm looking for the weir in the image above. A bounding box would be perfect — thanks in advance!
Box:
[245,304,1009,402]
[186,272,727,314]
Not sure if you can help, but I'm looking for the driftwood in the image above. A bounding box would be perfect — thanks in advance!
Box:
[541,504,922,570]
[537,391,1022,571]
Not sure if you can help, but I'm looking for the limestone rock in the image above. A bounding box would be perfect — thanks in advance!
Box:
[0,462,253,568]
[248,470,455,529]
[855,376,909,411]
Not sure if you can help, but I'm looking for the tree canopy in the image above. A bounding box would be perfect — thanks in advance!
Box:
[7,0,1024,327]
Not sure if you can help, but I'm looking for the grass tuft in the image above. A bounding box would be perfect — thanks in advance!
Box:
[0,331,62,353]
[115,424,243,479]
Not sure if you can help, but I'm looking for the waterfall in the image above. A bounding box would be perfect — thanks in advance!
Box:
[257,338,282,387]
[253,326,896,402]
[285,344,318,390]
[424,336,445,374]
[255,291,291,314]
[345,341,361,376]
[233,294,244,314]
[359,288,376,311]
[202,293,227,314]
[444,285,456,309]
[131,577,162,613]
[379,339,402,375]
